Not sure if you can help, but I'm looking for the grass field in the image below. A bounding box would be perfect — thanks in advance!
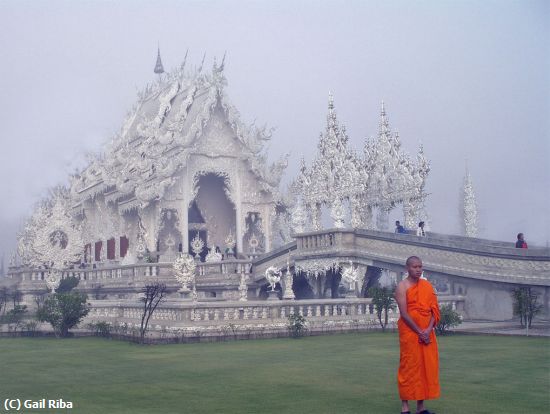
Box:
[0,333,548,414]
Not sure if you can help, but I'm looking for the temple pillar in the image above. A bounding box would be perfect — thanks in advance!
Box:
[376,207,389,231]
[311,203,322,231]
[403,199,416,230]
[235,173,243,255]
[263,205,272,252]
[181,171,189,255]
[364,205,373,229]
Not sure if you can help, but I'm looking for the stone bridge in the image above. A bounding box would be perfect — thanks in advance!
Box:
[253,229,550,320]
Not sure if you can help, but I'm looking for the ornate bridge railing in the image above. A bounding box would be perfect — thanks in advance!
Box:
[84,296,465,332]
[290,229,550,286]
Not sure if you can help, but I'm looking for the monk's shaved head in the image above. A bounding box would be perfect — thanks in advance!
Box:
[406,256,422,266]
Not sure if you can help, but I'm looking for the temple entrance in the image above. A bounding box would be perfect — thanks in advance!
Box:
[189,173,236,258]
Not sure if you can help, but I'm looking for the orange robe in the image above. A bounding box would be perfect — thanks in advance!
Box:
[397,279,441,401]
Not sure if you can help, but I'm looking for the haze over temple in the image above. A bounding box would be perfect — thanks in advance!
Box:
[4,53,549,329]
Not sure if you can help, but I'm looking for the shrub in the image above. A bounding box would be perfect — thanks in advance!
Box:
[435,304,462,335]
[512,287,542,328]
[287,313,307,338]
[368,286,396,331]
[6,305,28,332]
[89,321,112,338]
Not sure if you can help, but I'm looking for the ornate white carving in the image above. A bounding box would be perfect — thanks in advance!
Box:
[173,253,196,292]
[265,266,281,291]
[296,97,430,232]
[190,232,205,257]
[330,198,345,229]
[18,190,83,272]
[341,261,359,289]
[295,259,340,278]
[238,272,249,301]
[461,169,478,237]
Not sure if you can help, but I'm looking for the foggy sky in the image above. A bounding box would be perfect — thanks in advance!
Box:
[0,0,548,263]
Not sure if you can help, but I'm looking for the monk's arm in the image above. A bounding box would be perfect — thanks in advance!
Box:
[395,283,422,335]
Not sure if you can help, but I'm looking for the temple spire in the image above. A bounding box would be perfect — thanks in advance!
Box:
[154,45,165,75]
[379,100,390,135]
[461,166,478,237]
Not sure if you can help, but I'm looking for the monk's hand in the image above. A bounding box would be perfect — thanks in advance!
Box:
[418,330,431,344]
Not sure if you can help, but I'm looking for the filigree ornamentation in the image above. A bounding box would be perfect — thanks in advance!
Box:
[190,232,205,257]
[295,259,341,278]
[18,190,83,271]
[461,169,478,237]
[238,272,249,301]
[173,253,196,292]
[291,200,307,234]
[296,97,430,232]
[224,231,236,250]
[330,198,345,229]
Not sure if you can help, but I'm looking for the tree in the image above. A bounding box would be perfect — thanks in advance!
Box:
[37,292,90,337]
[5,305,27,332]
[139,283,167,343]
[368,285,396,331]
[56,276,80,293]
[10,288,23,308]
[512,287,542,328]
[435,304,462,335]
[0,287,8,314]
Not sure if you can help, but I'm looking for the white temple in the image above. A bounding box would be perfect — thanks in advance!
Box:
[15,52,430,299]
[8,53,550,327]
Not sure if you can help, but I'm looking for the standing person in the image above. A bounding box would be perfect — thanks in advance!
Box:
[395,221,405,234]
[515,233,528,249]
[395,256,440,414]
[416,221,426,237]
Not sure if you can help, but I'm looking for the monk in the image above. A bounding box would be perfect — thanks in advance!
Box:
[395,256,441,414]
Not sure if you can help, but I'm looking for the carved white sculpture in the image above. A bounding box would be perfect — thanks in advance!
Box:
[330,198,346,229]
[238,272,248,301]
[190,232,205,257]
[283,256,295,300]
[265,266,281,291]
[173,253,196,292]
[341,261,359,289]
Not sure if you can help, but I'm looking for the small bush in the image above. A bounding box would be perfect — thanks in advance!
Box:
[287,313,307,338]
[435,304,462,335]
[89,321,112,338]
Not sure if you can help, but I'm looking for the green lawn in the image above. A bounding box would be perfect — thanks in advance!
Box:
[0,333,548,414]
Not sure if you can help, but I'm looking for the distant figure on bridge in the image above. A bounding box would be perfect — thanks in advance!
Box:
[515,233,528,249]
[416,221,426,237]
[395,256,440,414]
[395,221,406,234]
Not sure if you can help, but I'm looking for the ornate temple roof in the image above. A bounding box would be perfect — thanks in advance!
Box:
[70,54,288,210]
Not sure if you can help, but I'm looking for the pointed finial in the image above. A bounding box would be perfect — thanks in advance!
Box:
[180,49,189,71]
[328,91,334,110]
[154,45,165,74]
[198,52,206,72]
[379,100,390,135]
[220,51,226,70]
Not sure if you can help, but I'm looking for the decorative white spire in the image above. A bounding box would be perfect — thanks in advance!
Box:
[154,46,165,75]
[461,167,478,237]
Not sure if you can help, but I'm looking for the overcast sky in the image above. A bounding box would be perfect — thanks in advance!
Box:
[0,0,548,263]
